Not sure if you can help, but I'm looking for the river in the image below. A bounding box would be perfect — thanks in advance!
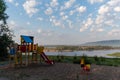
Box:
[45,49,120,58]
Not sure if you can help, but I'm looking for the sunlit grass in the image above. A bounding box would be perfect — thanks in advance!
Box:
[1,55,120,67]
[107,52,120,57]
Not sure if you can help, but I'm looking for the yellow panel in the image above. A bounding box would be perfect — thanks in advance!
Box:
[37,46,44,54]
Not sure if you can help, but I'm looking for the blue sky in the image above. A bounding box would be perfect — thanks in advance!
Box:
[5,0,120,45]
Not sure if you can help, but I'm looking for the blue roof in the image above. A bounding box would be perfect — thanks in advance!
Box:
[21,35,33,43]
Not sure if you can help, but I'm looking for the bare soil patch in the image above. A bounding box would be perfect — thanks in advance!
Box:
[0,63,120,80]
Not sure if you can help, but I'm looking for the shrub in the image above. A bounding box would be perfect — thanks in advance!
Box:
[100,56,106,62]
[94,55,99,61]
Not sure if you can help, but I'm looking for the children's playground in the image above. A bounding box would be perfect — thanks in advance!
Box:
[0,35,120,80]
[0,35,54,69]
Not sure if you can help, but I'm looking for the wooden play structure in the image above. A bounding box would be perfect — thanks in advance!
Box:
[9,35,54,67]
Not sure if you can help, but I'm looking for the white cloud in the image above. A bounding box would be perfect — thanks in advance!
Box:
[15,3,19,6]
[37,29,42,33]
[108,29,120,36]
[67,20,73,29]
[97,28,104,32]
[114,6,120,12]
[95,15,104,24]
[104,20,114,26]
[62,15,68,20]
[6,0,19,7]
[80,18,93,32]
[69,10,75,15]
[61,0,76,10]
[23,0,38,17]
[9,20,16,29]
[95,0,120,29]
[50,17,65,28]
[45,7,53,15]
[6,0,13,3]
[90,27,104,32]
[49,16,56,22]
[108,0,120,6]
[53,19,61,27]
[38,17,43,21]
[76,6,86,13]
[88,0,103,4]
[98,5,109,15]
[60,12,65,16]
[19,30,31,36]
[50,0,59,7]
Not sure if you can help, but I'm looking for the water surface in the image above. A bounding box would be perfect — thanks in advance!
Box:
[45,49,120,58]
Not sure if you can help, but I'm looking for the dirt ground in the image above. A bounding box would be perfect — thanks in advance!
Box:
[0,63,120,80]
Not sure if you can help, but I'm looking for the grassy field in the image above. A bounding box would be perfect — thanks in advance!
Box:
[0,54,120,67]
[107,52,120,57]
[47,55,120,66]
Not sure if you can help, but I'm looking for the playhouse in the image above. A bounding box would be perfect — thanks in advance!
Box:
[9,35,54,67]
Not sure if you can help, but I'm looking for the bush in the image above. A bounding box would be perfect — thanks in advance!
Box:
[94,55,99,61]
[100,57,106,62]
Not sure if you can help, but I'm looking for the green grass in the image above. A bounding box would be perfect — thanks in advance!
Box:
[48,55,120,66]
[107,52,120,57]
[1,55,120,67]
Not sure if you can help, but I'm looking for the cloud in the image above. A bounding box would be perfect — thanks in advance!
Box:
[104,20,114,26]
[9,20,16,29]
[114,6,120,12]
[88,0,103,4]
[76,6,87,13]
[6,0,13,3]
[37,29,42,33]
[66,20,73,29]
[80,18,93,32]
[23,0,38,17]
[95,15,104,24]
[60,12,65,16]
[98,0,120,24]
[50,16,65,28]
[108,29,120,36]
[36,29,54,37]
[50,0,59,7]
[69,10,75,15]
[92,0,120,33]
[97,28,104,32]
[45,7,53,15]
[62,15,68,20]
[37,17,43,21]
[61,0,76,10]
[6,0,19,7]
[15,3,19,6]
[98,5,109,15]
[53,19,61,26]
[107,0,120,6]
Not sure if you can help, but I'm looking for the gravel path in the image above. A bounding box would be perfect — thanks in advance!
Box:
[0,63,120,80]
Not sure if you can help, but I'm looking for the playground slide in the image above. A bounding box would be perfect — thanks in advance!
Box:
[40,52,54,65]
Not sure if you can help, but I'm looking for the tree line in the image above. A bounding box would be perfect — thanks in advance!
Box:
[0,0,14,61]
[54,45,115,51]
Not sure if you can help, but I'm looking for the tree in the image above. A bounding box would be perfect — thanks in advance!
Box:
[0,0,13,60]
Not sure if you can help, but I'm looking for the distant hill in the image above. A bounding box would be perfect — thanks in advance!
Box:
[81,40,120,47]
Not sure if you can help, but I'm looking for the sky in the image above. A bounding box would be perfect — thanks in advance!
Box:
[4,0,120,45]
